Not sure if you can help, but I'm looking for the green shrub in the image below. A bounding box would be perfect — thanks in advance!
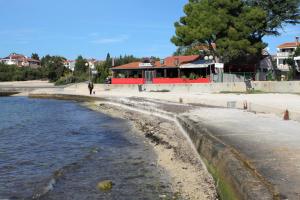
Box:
[189,72,199,80]
[55,74,88,85]
[0,63,46,81]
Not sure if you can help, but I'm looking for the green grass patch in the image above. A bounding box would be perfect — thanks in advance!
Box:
[55,74,88,86]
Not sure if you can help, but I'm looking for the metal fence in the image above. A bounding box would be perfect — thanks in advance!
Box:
[213,72,256,82]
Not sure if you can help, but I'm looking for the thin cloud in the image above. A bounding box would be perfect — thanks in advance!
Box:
[91,35,129,44]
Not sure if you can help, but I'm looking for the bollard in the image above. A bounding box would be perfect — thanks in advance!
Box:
[179,98,183,104]
[243,101,248,110]
[283,109,289,120]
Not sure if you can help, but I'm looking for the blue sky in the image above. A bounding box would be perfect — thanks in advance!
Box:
[0,0,299,60]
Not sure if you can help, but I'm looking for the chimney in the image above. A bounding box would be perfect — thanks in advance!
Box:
[174,58,179,66]
[160,59,165,65]
[296,36,299,46]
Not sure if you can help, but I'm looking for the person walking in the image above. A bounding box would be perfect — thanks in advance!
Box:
[88,82,94,95]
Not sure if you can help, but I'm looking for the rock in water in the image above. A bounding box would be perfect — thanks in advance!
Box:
[97,180,113,192]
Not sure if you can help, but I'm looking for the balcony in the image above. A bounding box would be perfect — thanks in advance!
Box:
[277,64,290,71]
[277,52,293,57]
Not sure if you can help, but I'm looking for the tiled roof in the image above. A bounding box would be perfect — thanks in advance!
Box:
[2,53,40,63]
[112,55,200,70]
[155,55,200,67]
[4,53,26,60]
[278,42,300,48]
[26,58,40,62]
[112,62,140,69]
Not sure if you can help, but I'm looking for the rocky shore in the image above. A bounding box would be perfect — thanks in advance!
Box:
[85,101,218,200]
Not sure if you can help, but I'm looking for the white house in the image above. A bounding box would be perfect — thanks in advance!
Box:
[87,59,98,70]
[295,56,300,71]
[276,38,299,72]
[64,59,100,72]
[0,53,40,68]
[64,60,76,71]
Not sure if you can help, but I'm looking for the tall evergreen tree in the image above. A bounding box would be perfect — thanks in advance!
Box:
[105,53,112,68]
[246,0,300,36]
[31,53,40,61]
[46,56,67,82]
[74,55,88,76]
[172,0,300,65]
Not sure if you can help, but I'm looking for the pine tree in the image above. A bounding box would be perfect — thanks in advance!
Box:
[172,0,300,65]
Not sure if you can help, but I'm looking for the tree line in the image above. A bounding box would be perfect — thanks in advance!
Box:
[0,63,46,81]
[0,53,144,84]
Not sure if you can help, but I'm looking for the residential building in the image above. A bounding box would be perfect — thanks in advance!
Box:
[0,53,40,68]
[64,60,76,71]
[255,50,275,81]
[87,59,97,70]
[295,56,300,70]
[276,38,300,72]
[64,59,101,72]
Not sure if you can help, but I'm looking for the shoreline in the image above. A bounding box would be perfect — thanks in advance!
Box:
[84,101,218,200]
[26,91,286,199]
[27,93,276,199]
[25,94,218,199]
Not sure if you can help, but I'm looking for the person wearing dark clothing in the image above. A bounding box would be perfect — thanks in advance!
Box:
[88,82,94,95]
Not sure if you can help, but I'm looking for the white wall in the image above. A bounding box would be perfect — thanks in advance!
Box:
[92,81,300,94]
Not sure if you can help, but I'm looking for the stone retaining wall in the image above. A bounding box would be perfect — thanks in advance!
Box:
[92,81,300,94]
[177,116,276,200]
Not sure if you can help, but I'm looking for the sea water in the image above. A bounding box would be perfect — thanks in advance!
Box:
[0,97,171,200]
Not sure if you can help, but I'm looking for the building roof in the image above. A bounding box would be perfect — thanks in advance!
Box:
[4,53,26,60]
[278,42,300,49]
[112,55,200,70]
[2,53,40,63]
[65,60,75,63]
[112,62,141,69]
[26,58,40,63]
[155,55,200,67]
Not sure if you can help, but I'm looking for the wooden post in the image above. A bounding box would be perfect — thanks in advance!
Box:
[164,69,167,78]
[178,68,181,78]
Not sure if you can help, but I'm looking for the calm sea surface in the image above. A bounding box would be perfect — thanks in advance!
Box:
[0,97,171,200]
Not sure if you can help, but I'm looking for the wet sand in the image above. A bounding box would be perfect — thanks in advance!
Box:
[84,101,217,200]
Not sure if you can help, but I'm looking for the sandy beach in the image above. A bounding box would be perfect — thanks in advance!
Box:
[84,101,218,200]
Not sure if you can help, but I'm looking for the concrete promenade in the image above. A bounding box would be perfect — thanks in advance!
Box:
[184,108,300,199]
[56,82,300,122]
[26,82,300,199]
